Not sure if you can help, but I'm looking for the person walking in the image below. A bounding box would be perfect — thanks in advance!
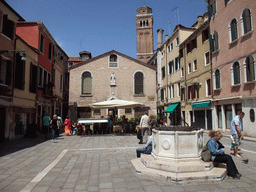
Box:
[71,121,76,135]
[207,130,241,179]
[63,116,71,136]
[149,115,157,130]
[50,114,59,140]
[139,111,150,144]
[107,116,113,134]
[42,113,51,139]
[162,115,167,126]
[230,111,245,158]
[56,114,63,137]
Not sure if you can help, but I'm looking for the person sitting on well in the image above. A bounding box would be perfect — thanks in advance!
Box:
[207,130,241,180]
[136,129,153,158]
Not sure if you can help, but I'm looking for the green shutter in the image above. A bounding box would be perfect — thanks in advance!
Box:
[213,32,218,51]
[208,5,212,19]
[215,70,220,89]
[175,57,178,70]
[209,34,214,53]
[212,1,216,15]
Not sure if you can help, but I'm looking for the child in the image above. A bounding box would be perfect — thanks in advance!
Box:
[230,135,235,154]
[230,135,241,155]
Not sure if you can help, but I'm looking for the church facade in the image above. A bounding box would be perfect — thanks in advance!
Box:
[68,6,156,121]
[69,50,157,120]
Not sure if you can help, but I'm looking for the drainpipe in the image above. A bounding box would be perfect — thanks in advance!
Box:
[12,36,18,101]
[35,54,39,126]
[11,36,17,141]
[165,38,168,109]
[183,43,187,105]
[183,42,188,126]
[208,17,214,130]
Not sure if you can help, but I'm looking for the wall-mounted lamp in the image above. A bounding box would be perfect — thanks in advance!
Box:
[0,50,26,61]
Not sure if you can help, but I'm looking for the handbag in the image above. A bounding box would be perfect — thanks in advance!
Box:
[137,128,142,139]
[201,141,212,162]
[217,140,224,149]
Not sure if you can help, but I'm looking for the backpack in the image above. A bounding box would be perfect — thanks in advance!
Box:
[201,141,212,162]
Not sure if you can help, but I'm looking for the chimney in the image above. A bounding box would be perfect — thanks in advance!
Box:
[157,29,164,49]
[197,15,203,27]
[165,34,169,41]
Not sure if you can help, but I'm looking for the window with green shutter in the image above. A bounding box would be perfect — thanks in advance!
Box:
[213,31,219,51]
[162,66,165,79]
[169,61,174,74]
[246,55,255,82]
[209,34,214,53]
[161,89,164,101]
[175,57,180,70]
[215,69,220,89]
[208,1,216,18]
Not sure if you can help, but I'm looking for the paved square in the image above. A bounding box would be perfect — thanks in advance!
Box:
[0,133,256,192]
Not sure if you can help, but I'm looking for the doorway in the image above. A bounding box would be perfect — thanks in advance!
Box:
[194,110,205,129]
[0,107,6,142]
[108,108,118,120]
[225,105,232,129]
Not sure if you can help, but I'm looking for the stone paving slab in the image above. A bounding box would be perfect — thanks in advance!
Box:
[0,133,255,192]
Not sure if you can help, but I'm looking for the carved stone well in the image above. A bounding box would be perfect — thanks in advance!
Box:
[131,126,227,183]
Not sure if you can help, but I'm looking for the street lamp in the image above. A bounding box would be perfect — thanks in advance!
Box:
[0,50,26,60]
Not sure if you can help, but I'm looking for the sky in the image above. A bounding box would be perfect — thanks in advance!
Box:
[7,0,208,59]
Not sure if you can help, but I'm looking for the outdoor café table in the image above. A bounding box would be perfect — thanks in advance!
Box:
[113,125,123,134]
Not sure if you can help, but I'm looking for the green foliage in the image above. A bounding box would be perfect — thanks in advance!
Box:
[128,117,135,122]
[155,115,160,120]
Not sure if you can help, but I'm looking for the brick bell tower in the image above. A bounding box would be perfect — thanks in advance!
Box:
[136,6,154,63]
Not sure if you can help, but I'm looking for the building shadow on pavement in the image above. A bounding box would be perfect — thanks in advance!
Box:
[0,133,54,157]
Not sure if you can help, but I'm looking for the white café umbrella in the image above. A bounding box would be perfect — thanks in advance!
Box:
[91,99,143,109]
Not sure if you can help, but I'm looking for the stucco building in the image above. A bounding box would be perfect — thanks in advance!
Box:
[69,50,157,120]
[207,0,256,137]
[12,36,39,138]
[0,0,25,141]
[156,25,194,125]
[52,44,69,118]
[179,13,211,129]
[68,51,92,68]
[16,21,69,128]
